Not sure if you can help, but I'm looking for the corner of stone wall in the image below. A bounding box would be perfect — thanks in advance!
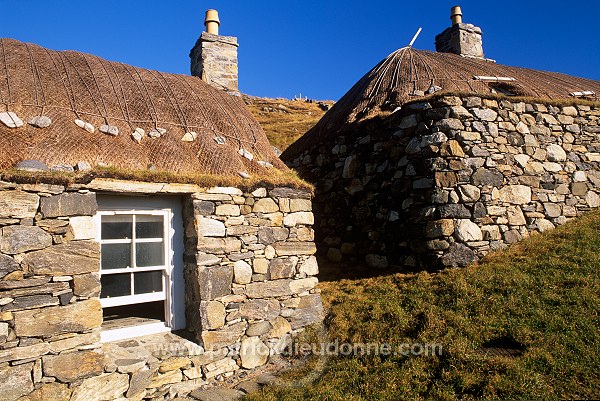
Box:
[0,182,102,401]
[184,185,322,378]
[288,95,600,271]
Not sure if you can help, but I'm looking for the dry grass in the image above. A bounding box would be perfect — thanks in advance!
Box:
[0,167,313,192]
[244,96,335,151]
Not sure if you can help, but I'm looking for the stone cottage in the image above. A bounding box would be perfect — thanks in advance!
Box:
[282,6,600,270]
[0,11,321,401]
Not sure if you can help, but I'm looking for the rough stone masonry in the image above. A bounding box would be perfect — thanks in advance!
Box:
[0,180,321,401]
[287,95,600,270]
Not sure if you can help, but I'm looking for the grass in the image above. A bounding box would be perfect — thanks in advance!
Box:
[246,210,600,400]
[244,96,335,151]
[0,166,313,192]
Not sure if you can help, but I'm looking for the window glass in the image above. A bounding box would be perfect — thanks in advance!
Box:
[134,271,163,294]
[136,215,164,239]
[101,274,131,298]
[101,215,132,240]
[101,243,131,270]
[136,242,164,267]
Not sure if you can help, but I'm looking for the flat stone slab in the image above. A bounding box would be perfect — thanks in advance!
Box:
[189,387,245,401]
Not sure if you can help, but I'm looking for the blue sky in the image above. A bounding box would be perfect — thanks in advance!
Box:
[2,1,599,100]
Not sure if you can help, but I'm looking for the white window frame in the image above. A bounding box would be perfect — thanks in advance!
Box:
[95,196,186,342]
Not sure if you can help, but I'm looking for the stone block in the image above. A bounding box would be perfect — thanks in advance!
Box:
[440,140,465,157]
[269,187,311,199]
[245,280,293,298]
[215,204,240,216]
[546,144,567,162]
[49,332,100,353]
[425,219,454,238]
[197,217,226,237]
[0,341,50,363]
[246,321,272,336]
[1,225,52,255]
[14,299,102,337]
[198,265,233,300]
[269,258,295,279]
[289,294,324,329]
[0,191,39,219]
[43,351,104,382]
[20,382,71,401]
[73,273,101,297]
[126,369,154,398]
[454,219,483,242]
[268,316,292,338]
[472,168,504,187]
[0,363,34,401]
[239,299,281,321]
[201,321,246,350]
[5,294,59,311]
[299,256,319,276]
[441,243,477,267]
[342,155,359,178]
[498,185,532,204]
[571,182,588,196]
[70,372,129,401]
[434,172,457,188]
[40,193,97,218]
[283,212,314,227]
[66,216,96,240]
[240,337,269,369]
[159,356,191,373]
[438,204,471,218]
[200,301,226,330]
[507,206,526,226]
[22,240,100,276]
[253,258,269,274]
[194,200,215,215]
[233,260,252,284]
[0,253,19,279]
[289,198,312,212]
[253,198,279,213]
[274,242,316,256]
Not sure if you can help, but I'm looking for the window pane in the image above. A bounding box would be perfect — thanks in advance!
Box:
[101,243,131,270]
[136,215,164,239]
[101,274,131,298]
[134,271,164,295]
[101,215,133,240]
[136,242,164,267]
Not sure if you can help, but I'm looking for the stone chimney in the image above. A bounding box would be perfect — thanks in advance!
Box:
[190,9,239,93]
[434,6,484,59]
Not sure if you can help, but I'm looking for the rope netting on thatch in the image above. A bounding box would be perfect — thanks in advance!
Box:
[0,38,286,176]
[282,47,600,160]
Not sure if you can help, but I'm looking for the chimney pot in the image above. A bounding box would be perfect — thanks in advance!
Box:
[450,6,463,25]
[205,9,220,35]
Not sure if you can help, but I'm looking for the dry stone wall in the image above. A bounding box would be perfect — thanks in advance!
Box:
[286,95,600,270]
[183,186,322,375]
[0,182,102,401]
[0,181,321,400]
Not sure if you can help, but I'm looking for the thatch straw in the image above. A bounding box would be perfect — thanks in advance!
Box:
[0,38,287,177]
[282,47,600,160]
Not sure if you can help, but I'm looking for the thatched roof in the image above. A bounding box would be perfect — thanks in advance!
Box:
[282,47,600,160]
[0,38,286,176]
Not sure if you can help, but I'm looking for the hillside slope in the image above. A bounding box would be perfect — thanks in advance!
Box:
[247,209,600,400]
[244,96,334,152]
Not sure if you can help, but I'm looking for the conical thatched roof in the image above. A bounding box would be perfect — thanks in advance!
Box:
[0,38,286,175]
[282,47,600,159]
